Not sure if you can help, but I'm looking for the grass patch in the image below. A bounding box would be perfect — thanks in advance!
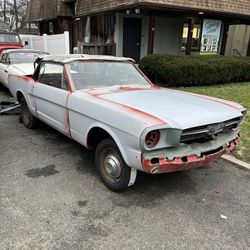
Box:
[166,82,250,163]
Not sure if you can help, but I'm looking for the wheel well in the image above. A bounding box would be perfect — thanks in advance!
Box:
[87,127,112,150]
[16,91,24,103]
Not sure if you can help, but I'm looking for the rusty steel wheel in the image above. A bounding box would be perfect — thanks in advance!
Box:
[95,139,131,191]
[20,97,38,129]
[100,147,122,182]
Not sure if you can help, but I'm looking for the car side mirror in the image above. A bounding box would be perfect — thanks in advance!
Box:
[24,41,29,46]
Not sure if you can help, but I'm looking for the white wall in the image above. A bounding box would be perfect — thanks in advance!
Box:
[115,14,184,58]
[153,17,184,55]
[114,13,123,57]
[20,32,70,55]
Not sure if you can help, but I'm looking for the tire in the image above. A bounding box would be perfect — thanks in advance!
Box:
[20,97,38,129]
[95,138,131,192]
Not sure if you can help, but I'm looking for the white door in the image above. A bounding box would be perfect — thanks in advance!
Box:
[33,62,71,135]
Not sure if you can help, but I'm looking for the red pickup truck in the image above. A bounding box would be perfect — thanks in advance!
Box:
[0,31,23,55]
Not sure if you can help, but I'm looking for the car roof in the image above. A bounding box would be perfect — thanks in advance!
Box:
[41,54,135,64]
[3,49,48,54]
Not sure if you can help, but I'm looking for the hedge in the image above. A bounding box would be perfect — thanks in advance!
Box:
[139,54,250,87]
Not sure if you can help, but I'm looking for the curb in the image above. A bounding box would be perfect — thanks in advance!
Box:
[222,155,250,172]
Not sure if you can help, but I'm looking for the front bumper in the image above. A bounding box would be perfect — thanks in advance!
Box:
[142,130,240,174]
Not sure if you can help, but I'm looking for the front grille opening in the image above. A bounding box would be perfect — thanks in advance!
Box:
[151,158,159,165]
[181,135,211,144]
[226,123,238,131]
[201,146,223,156]
[181,117,241,145]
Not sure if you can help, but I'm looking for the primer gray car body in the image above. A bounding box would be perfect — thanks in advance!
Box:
[8,55,246,188]
[101,88,243,129]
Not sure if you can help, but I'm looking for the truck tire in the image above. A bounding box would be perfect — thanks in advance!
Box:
[20,97,38,129]
[95,138,131,192]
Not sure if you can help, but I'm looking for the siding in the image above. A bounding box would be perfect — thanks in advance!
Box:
[76,0,250,17]
[26,0,73,21]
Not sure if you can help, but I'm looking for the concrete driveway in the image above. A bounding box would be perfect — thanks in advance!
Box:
[0,87,249,250]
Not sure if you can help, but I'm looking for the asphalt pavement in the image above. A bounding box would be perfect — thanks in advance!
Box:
[0,87,249,250]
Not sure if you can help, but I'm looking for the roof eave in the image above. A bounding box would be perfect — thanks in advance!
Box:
[75,2,250,21]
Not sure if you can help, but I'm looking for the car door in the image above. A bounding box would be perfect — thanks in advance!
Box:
[0,53,9,87]
[33,62,71,136]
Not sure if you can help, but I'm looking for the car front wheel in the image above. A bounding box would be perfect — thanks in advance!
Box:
[20,97,38,129]
[95,139,131,192]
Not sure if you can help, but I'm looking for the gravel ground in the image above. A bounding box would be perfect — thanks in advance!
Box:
[0,87,249,250]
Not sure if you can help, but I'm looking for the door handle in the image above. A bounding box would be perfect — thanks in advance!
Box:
[136,43,140,46]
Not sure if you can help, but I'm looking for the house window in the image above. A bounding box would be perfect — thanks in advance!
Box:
[182,23,189,53]
[192,24,202,52]
[182,22,202,53]
[49,22,54,34]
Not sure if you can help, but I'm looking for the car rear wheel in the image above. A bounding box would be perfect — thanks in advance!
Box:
[95,139,131,192]
[20,97,38,129]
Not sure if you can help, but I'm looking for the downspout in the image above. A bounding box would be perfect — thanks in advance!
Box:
[84,17,91,44]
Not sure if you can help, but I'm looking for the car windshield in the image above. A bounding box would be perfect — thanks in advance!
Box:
[0,33,20,43]
[67,61,151,90]
[8,52,48,64]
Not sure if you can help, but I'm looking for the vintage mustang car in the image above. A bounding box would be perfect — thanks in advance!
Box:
[8,55,246,191]
[0,49,48,88]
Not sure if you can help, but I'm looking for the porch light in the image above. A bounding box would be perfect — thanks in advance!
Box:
[135,9,140,14]
[126,10,131,14]
[198,12,204,15]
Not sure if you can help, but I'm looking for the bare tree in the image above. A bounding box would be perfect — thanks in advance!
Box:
[3,0,7,22]
[13,0,19,31]
[0,0,7,21]
[0,0,28,31]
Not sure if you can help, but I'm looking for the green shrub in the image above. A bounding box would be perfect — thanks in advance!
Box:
[139,54,250,87]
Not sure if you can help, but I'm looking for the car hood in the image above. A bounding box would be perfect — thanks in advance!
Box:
[89,86,244,129]
[0,45,22,53]
[11,63,35,75]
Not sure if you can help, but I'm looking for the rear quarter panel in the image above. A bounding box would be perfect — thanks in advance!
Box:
[8,75,36,115]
